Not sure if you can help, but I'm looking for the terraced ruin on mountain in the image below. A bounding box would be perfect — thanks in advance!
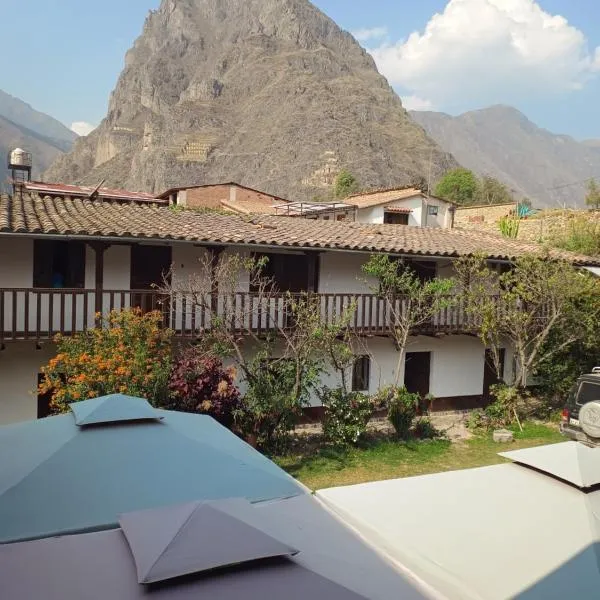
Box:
[45,0,456,199]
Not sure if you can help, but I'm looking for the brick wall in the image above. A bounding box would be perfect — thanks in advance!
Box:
[184,185,232,209]
[183,184,282,210]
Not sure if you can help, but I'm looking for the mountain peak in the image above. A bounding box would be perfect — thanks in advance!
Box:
[411,105,600,208]
[45,0,455,197]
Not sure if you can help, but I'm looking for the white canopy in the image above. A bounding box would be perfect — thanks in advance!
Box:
[317,442,600,600]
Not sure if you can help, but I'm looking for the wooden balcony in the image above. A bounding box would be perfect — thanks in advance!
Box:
[0,288,484,342]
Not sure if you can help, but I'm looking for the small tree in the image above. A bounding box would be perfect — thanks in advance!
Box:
[334,169,359,199]
[163,252,356,449]
[39,309,173,413]
[585,178,600,209]
[455,253,599,390]
[362,254,456,385]
[434,168,479,205]
[475,176,515,205]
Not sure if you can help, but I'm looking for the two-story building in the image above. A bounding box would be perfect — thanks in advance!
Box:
[1,189,597,425]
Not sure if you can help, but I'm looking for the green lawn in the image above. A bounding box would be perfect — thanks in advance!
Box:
[275,423,564,490]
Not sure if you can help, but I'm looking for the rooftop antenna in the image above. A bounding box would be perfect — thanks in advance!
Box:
[88,179,106,201]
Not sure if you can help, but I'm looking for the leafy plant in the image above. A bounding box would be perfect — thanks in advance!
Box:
[374,385,420,439]
[39,309,173,413]
[413,417,441,440]
[553,216,600,256]
[363,254,455,385]
[165,347,241,427]
[334,169,359,199]
[434,168,479,205]
[585,178,600,209]
[498,215,520,238]
[320,387,375,446]
[235,350,322,451]
[455,253,600,390]
[163,252,356,450]
[465,409,487,431]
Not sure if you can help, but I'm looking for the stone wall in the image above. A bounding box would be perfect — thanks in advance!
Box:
[456,204,600,243]
[454,203,515,232]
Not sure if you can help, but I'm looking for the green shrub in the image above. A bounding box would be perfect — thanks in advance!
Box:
[374,385,420,439]
[465,409,487,430]
[413,418,440,439]
[236,352,319,451]
[320,387,374,446]
[488,384,529,427]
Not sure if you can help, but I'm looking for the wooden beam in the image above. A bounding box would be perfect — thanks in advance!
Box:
[88,242,110,324]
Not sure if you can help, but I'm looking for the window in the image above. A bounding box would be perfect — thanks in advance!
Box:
[336,214,346,221]
[576,381,600,406]
[33,240,86,289]
[352,355,371,391]
[401,259,437,283]
[384,212,409,225]
[427,205,439,216]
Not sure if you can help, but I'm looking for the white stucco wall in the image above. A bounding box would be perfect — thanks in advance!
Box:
[104,245,131,290]
[318,252,375,294]
[357,206,385,224]
[355,195,454,228]
[0,237,34,287]
[0,342,56,424]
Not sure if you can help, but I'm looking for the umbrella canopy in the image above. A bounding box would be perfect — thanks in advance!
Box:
[0,395,303,543]
[0,495,431,600]
[317,442,600,600]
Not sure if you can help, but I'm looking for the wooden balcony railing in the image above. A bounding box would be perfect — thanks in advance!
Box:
[0,288,489,342]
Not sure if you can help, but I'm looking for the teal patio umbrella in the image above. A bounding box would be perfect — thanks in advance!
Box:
[0,395,304,543]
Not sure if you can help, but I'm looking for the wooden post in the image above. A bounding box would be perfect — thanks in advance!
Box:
[209,246,225,314]
[89,242,109,326]
[305,251,321,293]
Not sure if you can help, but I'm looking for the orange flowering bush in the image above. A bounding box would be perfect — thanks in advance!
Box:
[39,309,173,414]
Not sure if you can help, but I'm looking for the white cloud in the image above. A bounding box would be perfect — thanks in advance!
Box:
[352,26,388,43]
[401,95,435,111]
[70,121,96,136]
[367,0,600,109]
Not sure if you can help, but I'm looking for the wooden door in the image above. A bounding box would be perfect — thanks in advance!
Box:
[404,352,431,398]
[130,245,172,315]
[483,348,506,403]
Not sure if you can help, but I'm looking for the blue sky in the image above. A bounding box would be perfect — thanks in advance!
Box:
[2,0,600,138]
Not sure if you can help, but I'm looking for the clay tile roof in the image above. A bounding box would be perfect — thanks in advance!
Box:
[220,198,280,215]
[384,207,412,214]
[1,192,598,265]
[346,187,423,208]
[23,181,161,204]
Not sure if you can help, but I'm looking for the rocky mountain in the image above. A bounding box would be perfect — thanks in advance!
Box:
[410,106,600,208]
[45,0,456,199]
[0,90,77,188]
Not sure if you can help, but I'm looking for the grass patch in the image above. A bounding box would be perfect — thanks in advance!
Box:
[275,422,564,490]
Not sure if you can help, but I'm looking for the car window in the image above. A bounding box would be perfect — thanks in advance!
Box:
[576,381,600,405]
